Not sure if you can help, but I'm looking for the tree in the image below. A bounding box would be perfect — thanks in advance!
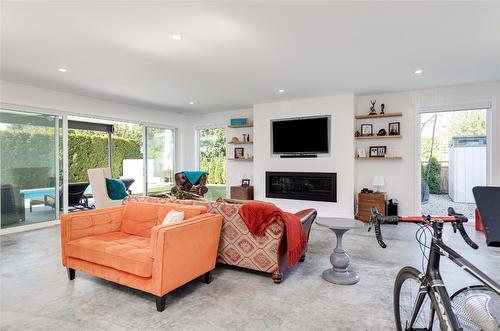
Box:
[446,111,486,137]
[421,157,441,194]
[199,128,226,184]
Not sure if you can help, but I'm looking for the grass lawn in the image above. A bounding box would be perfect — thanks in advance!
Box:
[139,184,226,201]
[205,184,227,201]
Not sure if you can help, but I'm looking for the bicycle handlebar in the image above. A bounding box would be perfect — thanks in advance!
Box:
[368,207,478,249]
[455,222,479,249]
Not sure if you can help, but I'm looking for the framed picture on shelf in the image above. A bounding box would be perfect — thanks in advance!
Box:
[361,124,373,136]
[241,179,250,187]
[234,147,244,159]
[369,146,386,157]
[357,148,366,158]
[389,122,400,136]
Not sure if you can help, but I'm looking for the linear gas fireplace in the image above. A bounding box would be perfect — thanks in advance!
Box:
[266,172,337,202]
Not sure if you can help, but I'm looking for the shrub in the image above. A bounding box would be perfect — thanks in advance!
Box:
[1,130,142,188]
[421,157,441,194]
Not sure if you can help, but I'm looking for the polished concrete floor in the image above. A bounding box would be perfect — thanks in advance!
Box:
[1,222,499,330]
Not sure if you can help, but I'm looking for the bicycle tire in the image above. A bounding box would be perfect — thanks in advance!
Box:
[394,266,439,331]
[450,285,500,330]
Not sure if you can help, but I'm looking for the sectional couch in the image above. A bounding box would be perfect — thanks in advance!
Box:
[125,196,317,284]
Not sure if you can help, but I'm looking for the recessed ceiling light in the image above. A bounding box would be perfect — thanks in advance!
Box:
[278,89,285,93]
[189,101,194,105]
[414,69,423,74]
[172,34,182,40]
[58,68,67,73]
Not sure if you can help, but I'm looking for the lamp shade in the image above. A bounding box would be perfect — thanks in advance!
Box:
[372,176,385,187]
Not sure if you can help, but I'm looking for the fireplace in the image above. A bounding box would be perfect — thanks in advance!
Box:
[266,172,337,202]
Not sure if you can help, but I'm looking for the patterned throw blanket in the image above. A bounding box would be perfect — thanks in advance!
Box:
[238,201,306,267]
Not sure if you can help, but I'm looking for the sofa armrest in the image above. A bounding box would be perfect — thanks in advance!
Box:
[294,208,317,242]
[60,205,125,265]
[151,214,223,296]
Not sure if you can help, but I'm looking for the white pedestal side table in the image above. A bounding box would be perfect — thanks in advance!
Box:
[317,217,363,285]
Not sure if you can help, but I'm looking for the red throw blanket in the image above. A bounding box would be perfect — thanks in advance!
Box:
[238,201,306,267]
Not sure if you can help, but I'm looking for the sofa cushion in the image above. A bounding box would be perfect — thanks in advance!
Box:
[121,201,161,237]
[65,232,153,277]
[157,203,207,224]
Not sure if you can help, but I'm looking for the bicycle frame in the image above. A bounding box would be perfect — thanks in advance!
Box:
[407,221,500,330]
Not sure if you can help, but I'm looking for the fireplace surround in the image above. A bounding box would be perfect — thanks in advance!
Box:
[265,171,337,202]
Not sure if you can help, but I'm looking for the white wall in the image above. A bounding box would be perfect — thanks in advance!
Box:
[0,80,187,170]
[182,108,253,197]
[355,80,500,215]
[253,94,355,217]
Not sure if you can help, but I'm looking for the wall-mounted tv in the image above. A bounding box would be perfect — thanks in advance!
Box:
[272,116,330,154]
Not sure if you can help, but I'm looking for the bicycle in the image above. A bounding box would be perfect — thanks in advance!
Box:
[369,207,500,331]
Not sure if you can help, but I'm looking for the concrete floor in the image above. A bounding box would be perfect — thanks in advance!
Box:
[1,222,499,330]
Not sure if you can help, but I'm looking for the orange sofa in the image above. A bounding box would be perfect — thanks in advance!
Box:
[60,201,223,311]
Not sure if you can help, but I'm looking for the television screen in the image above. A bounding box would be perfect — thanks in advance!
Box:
[272,116,329,154]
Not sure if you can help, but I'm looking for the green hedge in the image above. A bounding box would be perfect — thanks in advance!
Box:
[1,130,142,188]
[1,130,57,188]
[199,156,226,184]
[68,132,142,182]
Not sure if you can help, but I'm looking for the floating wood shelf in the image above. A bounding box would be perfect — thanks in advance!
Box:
[356,135,402,140]
[227,141,253,144]
[227,157,254,161]
[356,156,402,160]
[228,124,253,128]
[355,112,403,120]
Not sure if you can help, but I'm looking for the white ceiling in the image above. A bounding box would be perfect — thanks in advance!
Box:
[1,1,499,113]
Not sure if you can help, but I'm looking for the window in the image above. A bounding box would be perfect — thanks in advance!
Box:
[198,127,226,200]
[1,110,62,228]
[146,127,175,195]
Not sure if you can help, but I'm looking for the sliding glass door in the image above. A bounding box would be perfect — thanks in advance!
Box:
[1,109,177,229]
[0,110,61,228]
[146,127,175,195]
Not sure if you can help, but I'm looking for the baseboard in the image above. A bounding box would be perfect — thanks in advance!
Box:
[0,219,60,235]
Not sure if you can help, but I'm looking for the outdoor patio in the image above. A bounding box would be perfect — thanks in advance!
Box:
[421,193,476,221]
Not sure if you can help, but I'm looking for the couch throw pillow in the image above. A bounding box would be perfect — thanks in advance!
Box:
[105,178,128,200]
[162,210,185,225]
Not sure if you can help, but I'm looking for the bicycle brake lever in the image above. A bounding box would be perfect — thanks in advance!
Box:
[456,222,479,249]
[452,223,457,233]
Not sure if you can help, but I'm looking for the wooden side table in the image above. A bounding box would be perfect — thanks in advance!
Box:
[230,186,254,200]
[356,192,387,222]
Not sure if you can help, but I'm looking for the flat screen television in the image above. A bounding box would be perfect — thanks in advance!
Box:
[272,116,330,154]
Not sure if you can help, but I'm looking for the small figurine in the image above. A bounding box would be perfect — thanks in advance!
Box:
[380,103,385,115]
[377,128,387,136]
[355,130,361,137]
[369,100,377,115]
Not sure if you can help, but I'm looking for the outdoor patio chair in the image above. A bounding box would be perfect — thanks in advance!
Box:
[87,168,124,208]
[1,184,26,226]
[120,177,135,195]
[36,182,91,212]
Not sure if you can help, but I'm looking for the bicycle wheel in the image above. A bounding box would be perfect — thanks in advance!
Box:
[450,285,500,331]
[394,266,439,330]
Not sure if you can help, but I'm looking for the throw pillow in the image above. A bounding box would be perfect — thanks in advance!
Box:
[105,178,128,200]
[162,210,185,225]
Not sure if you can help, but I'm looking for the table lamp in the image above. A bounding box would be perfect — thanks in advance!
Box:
[372,176,385,193]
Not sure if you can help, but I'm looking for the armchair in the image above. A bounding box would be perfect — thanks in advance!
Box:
[87,168,123,208]
[60,201,222,311]
[170,171,208,197]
